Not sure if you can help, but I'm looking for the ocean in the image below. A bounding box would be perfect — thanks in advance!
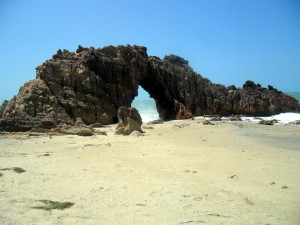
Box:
[132,92,300,123]
[131,98,160,122]
[286,92,300,102]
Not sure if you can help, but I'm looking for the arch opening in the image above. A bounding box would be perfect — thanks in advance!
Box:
[131,86,159,122]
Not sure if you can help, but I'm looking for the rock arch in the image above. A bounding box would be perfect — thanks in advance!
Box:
[0,45,299,131]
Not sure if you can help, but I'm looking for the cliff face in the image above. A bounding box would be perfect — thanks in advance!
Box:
[143,55,299,118]
[0,45,299,131]
[35,45,148,125]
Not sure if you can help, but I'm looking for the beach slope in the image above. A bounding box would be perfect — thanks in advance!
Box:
[0,119,300,224]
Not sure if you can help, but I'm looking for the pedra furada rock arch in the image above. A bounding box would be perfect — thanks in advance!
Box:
[0,45,299,131]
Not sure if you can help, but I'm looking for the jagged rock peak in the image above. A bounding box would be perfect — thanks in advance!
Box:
[163,54,189,67]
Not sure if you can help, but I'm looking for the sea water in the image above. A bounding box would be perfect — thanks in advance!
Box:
[286,92,300,102]
[131,92,300,124]
[241,113,300,125]
[131,98,159,122]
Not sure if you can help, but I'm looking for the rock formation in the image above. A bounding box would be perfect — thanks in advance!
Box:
[0,45,299,131]
[115,106,143,135]
[289,120,300,125]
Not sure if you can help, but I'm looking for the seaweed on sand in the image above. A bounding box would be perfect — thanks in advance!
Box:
[32,200,74,211]
[1,167,26,173]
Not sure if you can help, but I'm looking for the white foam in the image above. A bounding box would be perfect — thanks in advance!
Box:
[131,97,300,124]
[241,112,300,125]
[131,99,159,122]
[140,112,159,123]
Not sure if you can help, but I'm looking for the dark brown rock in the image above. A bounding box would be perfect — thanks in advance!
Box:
[258,119,279,125]
[115,107,143,135]
[0,45,299,132]
[0,119,39,132]
[75,128,94,136]
[0,79,72,131]
[289,120,300,125]
[174,100,193,120]
[37,119,57,129]
[258,120,274,125]
[203,120,214,125]
[229,115,242,121]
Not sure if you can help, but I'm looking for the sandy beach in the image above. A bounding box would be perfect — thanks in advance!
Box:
[0,118,300,225]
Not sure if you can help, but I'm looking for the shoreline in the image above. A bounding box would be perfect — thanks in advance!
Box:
[1,118,300,224]
[230,121,300,151]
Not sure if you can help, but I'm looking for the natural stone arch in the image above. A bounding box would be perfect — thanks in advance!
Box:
[140,55,206,120]
[0,45,299,131]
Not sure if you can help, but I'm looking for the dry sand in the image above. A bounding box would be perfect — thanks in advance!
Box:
[0,119,300,225]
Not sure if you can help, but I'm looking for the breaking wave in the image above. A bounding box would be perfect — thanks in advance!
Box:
[131,99,159,123]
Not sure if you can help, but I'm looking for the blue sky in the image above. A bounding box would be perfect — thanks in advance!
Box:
[0,0,299,103]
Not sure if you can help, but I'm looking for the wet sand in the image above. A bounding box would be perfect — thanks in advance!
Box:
[0,119,300,225]
[232,121,300,151]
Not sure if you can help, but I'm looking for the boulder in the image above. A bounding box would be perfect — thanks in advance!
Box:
[258,120,274,125]
[203,120,214,125]
[75,128,94,136]
[115,107,143,135]
[129,131,144,137]
[229,115,242,121]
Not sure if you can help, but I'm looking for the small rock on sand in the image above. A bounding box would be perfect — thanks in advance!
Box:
[129,131,144,137]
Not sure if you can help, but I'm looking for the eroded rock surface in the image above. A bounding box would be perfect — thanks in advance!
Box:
[115,106,143,135]
[289,120,300,125]
[0,45,299,131]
